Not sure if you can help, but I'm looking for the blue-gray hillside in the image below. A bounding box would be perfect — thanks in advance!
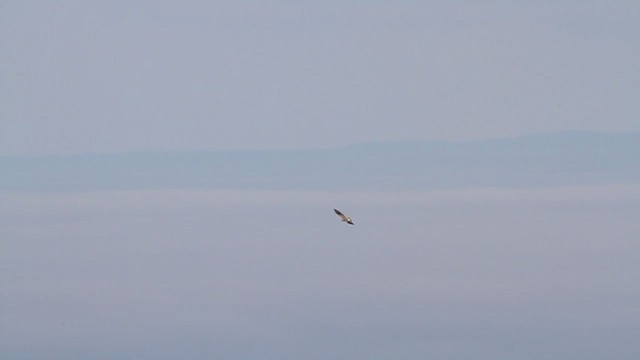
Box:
[1,131,638,191]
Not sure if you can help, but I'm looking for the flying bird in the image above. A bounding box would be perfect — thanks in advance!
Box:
[334,208,354,225]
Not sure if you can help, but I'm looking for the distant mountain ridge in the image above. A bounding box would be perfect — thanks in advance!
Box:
[1,131,639,191]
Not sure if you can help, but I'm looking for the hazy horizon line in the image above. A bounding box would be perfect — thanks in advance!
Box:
[3,129,638,158]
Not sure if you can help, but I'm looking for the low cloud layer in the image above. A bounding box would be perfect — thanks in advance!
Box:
[2,185,639,359]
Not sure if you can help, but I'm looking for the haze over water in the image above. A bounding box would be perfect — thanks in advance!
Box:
[3,169,640,358]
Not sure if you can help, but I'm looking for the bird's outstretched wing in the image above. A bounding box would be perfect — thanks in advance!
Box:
[334,208,354,224]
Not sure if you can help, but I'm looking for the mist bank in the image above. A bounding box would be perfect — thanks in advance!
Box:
[2,131,638,191]
[3,184,640,359]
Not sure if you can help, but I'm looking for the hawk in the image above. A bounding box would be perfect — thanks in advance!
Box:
[334,208,354,225]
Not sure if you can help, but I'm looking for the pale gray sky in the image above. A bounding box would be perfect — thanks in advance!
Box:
[2,0,639,155]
